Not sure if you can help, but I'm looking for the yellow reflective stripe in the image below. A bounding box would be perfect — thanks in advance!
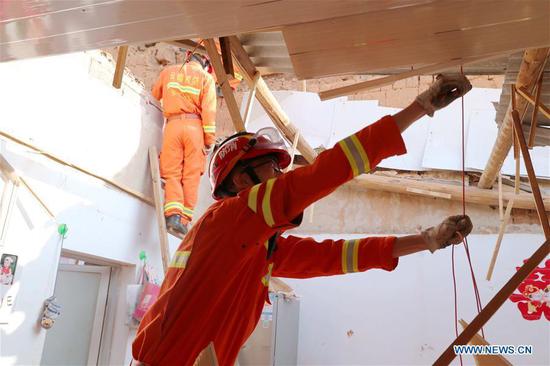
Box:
[342,239,360,273]
[182,206,194,217]
[338,134,371,177]
[261,179,276,227]
[167,82,200,95]
[164,202,185,212]
[169,250,191,269]
[350,135,370,174]
[339,140,359,177]
[248,184,260,213]
[264,240,268,249]
[261,263,274,286]
[203,125,216,132]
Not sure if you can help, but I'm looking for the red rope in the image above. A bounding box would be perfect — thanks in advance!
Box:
[451,67,486,364]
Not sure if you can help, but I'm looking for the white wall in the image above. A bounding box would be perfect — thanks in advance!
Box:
[0,52,181,366]
[285,233,549,365]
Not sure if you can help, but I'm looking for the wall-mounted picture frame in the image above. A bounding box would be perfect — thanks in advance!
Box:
[0,253,18,285]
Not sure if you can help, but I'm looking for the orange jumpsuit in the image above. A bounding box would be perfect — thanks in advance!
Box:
[152,61,217,223]
[133,115,407,365]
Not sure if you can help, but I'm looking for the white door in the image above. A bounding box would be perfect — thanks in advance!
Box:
[41,264,110,366]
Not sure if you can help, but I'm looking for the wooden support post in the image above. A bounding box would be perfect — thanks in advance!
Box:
[112,45,128,89]
[19,177,55,219]
[486,197,515,281]
[528,75,544,147]
[516,86,550,119]
[318,55,495,101]
[498,172,503,220]
[228,36,318,163]
[242,72,260,129]
[219,37,234,77]
[149,146,171,274]
[204,39,245,132]
[510,85,519,160]
[511,109,550,239]
[434,239,550,365]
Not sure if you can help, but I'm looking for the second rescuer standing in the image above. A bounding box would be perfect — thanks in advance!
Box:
[152,51,217,237]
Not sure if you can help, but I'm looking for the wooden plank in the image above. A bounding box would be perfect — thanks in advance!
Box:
[229,36,318,163]
[284,1,550,78]
[0,154,20,184]
[0,129,154,206]
[486,197,515,281]
[166,39,208,56]
[112,45,128,89]
[459,320,513,366]
[511,109,550,239]
[516,86,550,120]
[193,342,219,366]
[204,38,245,132]
[219,37,234,77]
[148,146,171,274]
[351,174,550,211]
[528,75,544,148]
[318,55,493,101]
[19,176,55,219]
[434,239,550,365]
[242,72,260,128]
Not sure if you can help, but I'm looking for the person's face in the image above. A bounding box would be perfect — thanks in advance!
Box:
[3,258,9,267]
[232,156,283,191]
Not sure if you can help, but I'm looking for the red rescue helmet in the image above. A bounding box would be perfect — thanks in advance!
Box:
[209,127,291,200]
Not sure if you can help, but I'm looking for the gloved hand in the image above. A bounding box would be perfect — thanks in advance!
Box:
[415,74,472,117]
[421,215,473,253]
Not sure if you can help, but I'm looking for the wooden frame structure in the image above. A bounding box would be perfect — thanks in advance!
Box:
[434,89,550,365]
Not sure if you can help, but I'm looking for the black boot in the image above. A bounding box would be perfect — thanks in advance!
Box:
[165,214,188,239]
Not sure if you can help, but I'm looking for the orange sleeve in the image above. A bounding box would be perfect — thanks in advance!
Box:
[271,235,398,278]
[151,69,165,101]
[200,74,217,146]
[239,115,407,230]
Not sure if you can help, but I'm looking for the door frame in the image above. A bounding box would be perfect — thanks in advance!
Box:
[57,264,111,365]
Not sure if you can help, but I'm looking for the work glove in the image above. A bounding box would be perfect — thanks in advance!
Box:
[415,74,472,117]
[421,215,473,253]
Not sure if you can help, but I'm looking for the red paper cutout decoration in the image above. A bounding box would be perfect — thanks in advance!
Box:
[509,259,550,321]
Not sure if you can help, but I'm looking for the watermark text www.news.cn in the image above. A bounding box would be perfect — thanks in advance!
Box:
[454,344,533,355]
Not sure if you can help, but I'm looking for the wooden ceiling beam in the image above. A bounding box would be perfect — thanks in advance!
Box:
[228,35,317,163]
[318,54,500,101]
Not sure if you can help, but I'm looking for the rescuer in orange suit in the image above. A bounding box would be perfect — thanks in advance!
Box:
[152,50,217,237]
[133,74,474,365]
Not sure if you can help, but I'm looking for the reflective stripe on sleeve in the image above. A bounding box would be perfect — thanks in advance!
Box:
[341,239,360,273]
[247,184,260,213]
[170,250,191,269]
[261,179,276,227]
[338,134,371,177]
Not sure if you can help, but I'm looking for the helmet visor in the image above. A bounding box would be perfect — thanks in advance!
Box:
[252,127,286,150]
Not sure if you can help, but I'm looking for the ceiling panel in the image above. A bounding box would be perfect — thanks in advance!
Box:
[283,0,550,78]
[0,0,426,62]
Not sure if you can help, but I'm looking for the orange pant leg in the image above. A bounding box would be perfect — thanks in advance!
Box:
[181,119,205,223]
[160,119,186,218]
